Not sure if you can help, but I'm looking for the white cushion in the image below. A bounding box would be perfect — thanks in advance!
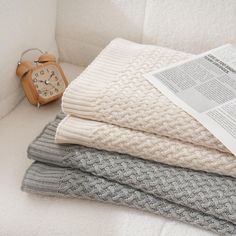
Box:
[56,0,146,66]
[0,0,58,119]
[142,0,236,53]
[56,0,236,66]
[60,62,85,83]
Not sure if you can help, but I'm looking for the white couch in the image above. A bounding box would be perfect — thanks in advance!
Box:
[0,1,235,235]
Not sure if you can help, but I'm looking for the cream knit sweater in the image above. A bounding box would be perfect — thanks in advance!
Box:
[56,115,236,177]
[61,38,228,153]
[56,38,236,176]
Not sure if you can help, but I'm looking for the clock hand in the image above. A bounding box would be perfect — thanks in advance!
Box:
[48,72,55,81]
[42,72,55,84]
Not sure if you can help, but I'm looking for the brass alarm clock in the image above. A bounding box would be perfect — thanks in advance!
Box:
[16,48,68,107]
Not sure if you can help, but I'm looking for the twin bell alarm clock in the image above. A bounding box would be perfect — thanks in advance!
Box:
[16,48,68,107]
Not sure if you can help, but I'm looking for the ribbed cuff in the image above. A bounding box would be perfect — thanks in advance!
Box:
[27,114,70,165]
[61,38,142,117]
[21,162,66,196]
[55,115,102,146]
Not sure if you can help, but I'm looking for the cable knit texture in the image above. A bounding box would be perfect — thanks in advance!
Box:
[56,115,236,177]
[23,113,236,236]
[61,38,228,153]
[22,162,236,236]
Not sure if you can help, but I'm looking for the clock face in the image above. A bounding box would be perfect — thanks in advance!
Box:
[31,65,66,99]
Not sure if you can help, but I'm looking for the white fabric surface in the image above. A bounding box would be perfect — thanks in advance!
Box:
[0,0,58,119]
[56,0,236,66]
[60,62,85,83]
[56,0,146,66]
[0,63,215,236]
[142,0,236,53]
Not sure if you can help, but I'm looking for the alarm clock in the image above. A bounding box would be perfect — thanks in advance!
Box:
[16,48,68,107]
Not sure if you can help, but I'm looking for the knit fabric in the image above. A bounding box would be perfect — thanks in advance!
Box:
[55,115,236,177]
[26,114,236,230]
[22,162,236,236]
[61,38,228,153]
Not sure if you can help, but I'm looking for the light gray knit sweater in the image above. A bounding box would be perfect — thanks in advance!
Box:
[22,113,236,235]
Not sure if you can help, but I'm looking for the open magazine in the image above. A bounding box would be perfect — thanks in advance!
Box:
[145,44,236,155]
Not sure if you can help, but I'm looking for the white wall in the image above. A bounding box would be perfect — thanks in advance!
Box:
[0,0,58,118]
[56,0,236,66]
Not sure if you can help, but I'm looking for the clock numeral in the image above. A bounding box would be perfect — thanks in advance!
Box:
[57,82,60,86]
[55,88,58,92]
[33,78,37,83]
[35,73,38,77]
[40,70,44,75]
[50,91,53,95]
[35,84,38,89]
[46,68,50,73]
[44,91,47,96]
[55,76,58,81]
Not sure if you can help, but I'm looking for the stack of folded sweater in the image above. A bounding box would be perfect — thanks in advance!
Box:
[22,38,236,235]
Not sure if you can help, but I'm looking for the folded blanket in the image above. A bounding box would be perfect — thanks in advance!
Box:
[61,38,228,153]
[56,115,236,177]
[24,113,236,235]
[22,162,236,236]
